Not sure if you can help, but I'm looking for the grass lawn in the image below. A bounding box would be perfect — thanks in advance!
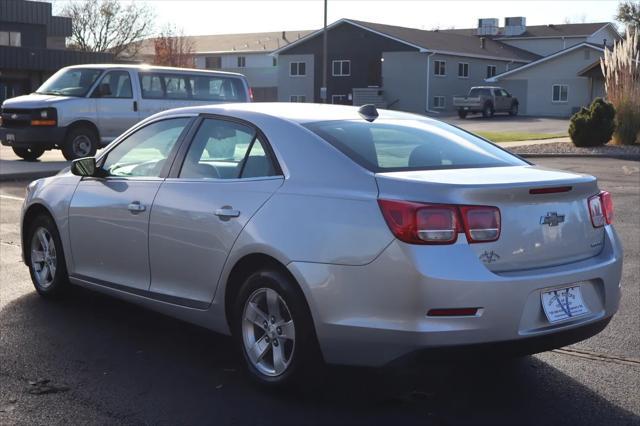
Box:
[476,131,567,143]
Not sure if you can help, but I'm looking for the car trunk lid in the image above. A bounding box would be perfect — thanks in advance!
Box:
[376,165,604,272]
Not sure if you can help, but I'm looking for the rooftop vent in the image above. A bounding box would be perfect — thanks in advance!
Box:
[504,16,526,36]
[477,18,499,36]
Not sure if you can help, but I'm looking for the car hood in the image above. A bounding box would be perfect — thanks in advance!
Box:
[2,94,76,109]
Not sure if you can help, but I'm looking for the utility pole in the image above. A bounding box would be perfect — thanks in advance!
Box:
[321,0,328,103]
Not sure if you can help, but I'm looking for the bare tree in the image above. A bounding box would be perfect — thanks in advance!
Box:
[152,25,195,68]
[59,0,154,59]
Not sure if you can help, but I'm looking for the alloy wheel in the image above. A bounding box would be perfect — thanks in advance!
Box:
[242,287,296,377]
[30,227,57,289]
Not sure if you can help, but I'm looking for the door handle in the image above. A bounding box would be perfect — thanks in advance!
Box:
[214,207,240,219]
[133,101,138,112]
[128,201,146,213]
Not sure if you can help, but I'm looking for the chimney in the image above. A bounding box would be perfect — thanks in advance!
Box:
[282,31,288,43]
[603,38,607,48]
[480,37,486,49]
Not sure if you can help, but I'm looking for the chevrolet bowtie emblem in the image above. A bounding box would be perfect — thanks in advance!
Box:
[540,212,565,227]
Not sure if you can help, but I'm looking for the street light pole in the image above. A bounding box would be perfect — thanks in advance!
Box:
[322,0,327,103]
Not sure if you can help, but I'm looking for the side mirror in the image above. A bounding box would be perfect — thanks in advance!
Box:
[71,157,100,177]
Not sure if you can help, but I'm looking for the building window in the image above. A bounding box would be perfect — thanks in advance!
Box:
[290,95,306,102]
[434,60,446,76]
[0,31,21,47]
[433,96,445,109]
[458,63,469,78]
[486,65,497,78]
[290,62,306,76]
[332,60,351,77]
[237,56,246,68]
[552,84,568,103]
[205,56,222,69]
[332,94,348,104]
[272,57,277,67]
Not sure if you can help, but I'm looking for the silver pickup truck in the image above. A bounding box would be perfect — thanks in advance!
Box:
[453,86,519,119]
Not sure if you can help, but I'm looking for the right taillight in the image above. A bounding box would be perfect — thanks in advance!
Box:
[378,199,500,245]
[588,191,614,227]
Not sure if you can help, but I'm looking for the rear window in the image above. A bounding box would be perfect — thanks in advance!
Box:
[303,119,527,172]
[139,72,247,101]
[469,88,491,97]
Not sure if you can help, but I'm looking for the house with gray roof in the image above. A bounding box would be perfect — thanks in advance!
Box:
[273,17,620,116]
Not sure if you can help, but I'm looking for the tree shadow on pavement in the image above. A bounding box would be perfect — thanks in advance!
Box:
[1,287,637,426]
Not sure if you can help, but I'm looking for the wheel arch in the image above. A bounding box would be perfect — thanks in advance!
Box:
[223,253,310,331]
[21,203,56,261]
[65,120,100,143]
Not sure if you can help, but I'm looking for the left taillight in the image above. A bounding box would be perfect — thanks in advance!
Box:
[378,199,500,245]
[588,191,614,227]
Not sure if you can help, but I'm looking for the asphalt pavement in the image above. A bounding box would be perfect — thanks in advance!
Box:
[0,157,638,425]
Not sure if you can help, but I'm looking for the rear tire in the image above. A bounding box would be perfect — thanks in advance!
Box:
[12,147,44,161]
[482,103,494,118]
[232,268,323,388]
[26,214,69,298]
[62,126,98,161]
[457,110,468,119]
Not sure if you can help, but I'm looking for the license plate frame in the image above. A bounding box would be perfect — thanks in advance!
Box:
[541,285,589,323]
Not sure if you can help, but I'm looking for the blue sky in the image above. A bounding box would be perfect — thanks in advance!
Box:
[131,0,622,36]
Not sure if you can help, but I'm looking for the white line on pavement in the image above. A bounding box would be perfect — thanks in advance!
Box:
[0,194,24,202]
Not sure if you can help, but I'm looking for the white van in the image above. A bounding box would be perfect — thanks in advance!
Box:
[0,64,251,160]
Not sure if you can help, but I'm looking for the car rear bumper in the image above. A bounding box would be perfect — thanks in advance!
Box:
[288,226,623,367]
[0,126,66,149]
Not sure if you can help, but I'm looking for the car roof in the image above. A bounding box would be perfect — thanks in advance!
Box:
[150,102,434,125]
[62,63,246,78]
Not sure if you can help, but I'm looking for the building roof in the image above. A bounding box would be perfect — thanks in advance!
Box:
[137,30,315,57]
[273,18,540,62]
[486,42,605,81]
[445,22,614,39]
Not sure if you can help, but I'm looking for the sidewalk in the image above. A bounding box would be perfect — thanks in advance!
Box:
[0,145,69,181]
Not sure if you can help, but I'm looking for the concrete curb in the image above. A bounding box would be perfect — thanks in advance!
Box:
[519,153,640,161]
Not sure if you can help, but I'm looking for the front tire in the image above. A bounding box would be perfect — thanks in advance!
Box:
[457,110,468,119]
[62,126,98,161]
[26,215,69,298]
[232,269,322,387]
[509,103,519,116]
[13,147,44,161]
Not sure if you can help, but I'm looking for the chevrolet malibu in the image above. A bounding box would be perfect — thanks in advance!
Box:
[22,103,622,386]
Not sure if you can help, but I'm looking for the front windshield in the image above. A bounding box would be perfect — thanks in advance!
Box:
[36,68,103,97]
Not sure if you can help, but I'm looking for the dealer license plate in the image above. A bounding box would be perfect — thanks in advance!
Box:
[541,286,589,323]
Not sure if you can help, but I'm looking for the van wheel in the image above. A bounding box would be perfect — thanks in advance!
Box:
[13,147,44,161]
[482,103,494,118]
[457,110,468,119]
[26,214,69,298]
[232,269,323,388]
[62,126,98,161]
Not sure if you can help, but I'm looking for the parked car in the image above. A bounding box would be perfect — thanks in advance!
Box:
[0,64,251,161]
[453,86,519,118]
[21,103,622,387]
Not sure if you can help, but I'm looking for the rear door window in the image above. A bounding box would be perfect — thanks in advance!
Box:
[179,118,277,179]
[304,119,527,172]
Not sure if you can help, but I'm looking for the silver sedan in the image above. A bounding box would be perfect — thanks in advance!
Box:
[21,103,623,386]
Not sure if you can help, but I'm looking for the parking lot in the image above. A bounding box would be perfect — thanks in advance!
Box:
[0,157,638,425]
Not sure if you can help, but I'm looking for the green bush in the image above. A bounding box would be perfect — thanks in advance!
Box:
[613,100,640,145]
[569,98,616,147]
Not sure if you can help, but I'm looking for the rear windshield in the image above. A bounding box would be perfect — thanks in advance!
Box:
[139,72,247,102]
[468,88,490,97]
[303,119,527,172]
